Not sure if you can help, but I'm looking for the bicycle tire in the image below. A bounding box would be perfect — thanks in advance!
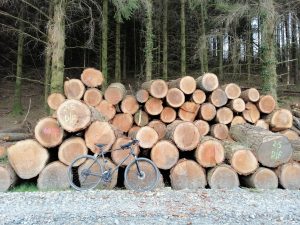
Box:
[124,157,159,192]
[68,155,103,191]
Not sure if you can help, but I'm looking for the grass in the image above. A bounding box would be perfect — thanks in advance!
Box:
[10,183,38,192]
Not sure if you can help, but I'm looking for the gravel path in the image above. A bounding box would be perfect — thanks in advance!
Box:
[0,188,299,225]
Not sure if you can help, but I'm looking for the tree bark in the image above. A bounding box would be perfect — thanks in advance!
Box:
[115,17,121,82]
[180,0,186,76]
[102,0,108,87]
[145,0,153,81]
[162,0,168,80]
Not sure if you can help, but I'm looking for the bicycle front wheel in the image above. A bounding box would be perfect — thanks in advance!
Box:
[124,158,159,192]
[68,155,102,191]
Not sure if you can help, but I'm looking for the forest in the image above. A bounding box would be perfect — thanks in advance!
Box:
[0,0,300,117]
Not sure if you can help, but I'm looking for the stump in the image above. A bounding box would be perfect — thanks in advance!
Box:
[210,123,229,140]
[134,110,149,127]
[141,79,168,98]
[120,95,139,115]
[168,76,196,95]
[135,89,149,103]
[64,79,86,100]
[0,163,17,192]
[222,83,241,100]
[47,93,66,110]
[276,162,300,190]
[196,73,219,92]
[144,98,163,115]
[194,120,210,137]
[240,88,260,102]
[267,109,293,131]
[112,113,133,133]
[95,100,116,121]
[191,89,206,104]
[37,161,69,190]
[136,126,159,149]
[83,88,103,107]
[81,68,104,87]
[160,107,176,124]
[215,107,233,125]
[104,83,126,105]
[166,88,185,108]
[170,159,206,190]
[209,88,228,107]
[241,167,278,189]
[7,140,49,179]
[198,103,216,121]
[148,120,167,140]
[257,95,276,114]
[242,102,260,124]
[207,164,239,189]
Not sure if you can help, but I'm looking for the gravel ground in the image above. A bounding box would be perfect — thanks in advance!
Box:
[0,188,299,225]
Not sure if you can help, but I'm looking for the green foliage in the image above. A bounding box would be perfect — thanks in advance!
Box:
[11,183,38,192]
[111,0,139,22]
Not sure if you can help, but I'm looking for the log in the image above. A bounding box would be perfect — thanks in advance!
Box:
[223,141,258,175]
[120,95,139,115]
[144,98,163,116]
[0,163,17,192]
[240,88,260,102]
[57,99,91,132]
[222,83,241,100]
[58,137,88,166]
[280,129,299,140]
[170,159,206,190]
[95,100,116,121]
[0,123,31,134]
[178,102,200,122]
[267,109,293,131]
[83,88,103,107]
[257,95,276,114]
[291,140,300,161]
[196,73,219,92]
[231,116,246,126]
[134,110,149,127]
[241,167,278,189]
[209,88,228,107]
[195,137,225,168]
[215,107,233,125]
[128,126,140,139]
[150,140,179,170]
[255,119,269,130]
[34,117,64,148]
[230,124,293,167]
[141,79,168,98]
[275,162,300,190]
[0,142,16,158]
[47,93,66,110]
[0,133,33,142]
[7,140,49,179]
[111,137,140,166]
[168,76,196,95]
[293,116,300,130]
[165,121,200,151]
[166,88,185,108]
[80,68,104,87]
[207,164,239,189]
[194,120,210,137]
[191,89,206,104]
[242,102,260,124]
[227,98,245,113]
[85,121,116,153]
[64,79,86,100]
[37,161,69,191]
[104,83,126,105]
[135,89,149,103]
[136,126,159,149]
[111,113,133,133]
[210,123,229,140]
[198,103,216,121]
[148,120,167,140]
[160,107,176,124]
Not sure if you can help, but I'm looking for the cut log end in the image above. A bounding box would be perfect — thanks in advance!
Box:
[142,79,168,98]
[148,120,167,140]
[231,116,246,126]
[112,113,133,133]
[160,107,176,124]
[134,110,149,127]
[255,119,270,130]
[47,93,66,110]
[196,73,219,92]
[269,109,293,131]
[135,89,149,103]
[64,79,85,100]
[230,149,258,175]
[120,95,139,115]
[257,95,276,114]
[194,120,210,137]
[241,88,260,102]
[228,98,245,113]
[83,88,103,107]
[136,126,159,149]
[216,107,233,125]
[209,88,228,107]
[277,162,300,190]
[0,164,17,192]
[199,103,216,121]
[144,98,163,115]
[243,102,260,124]
[191,89,206,104]
[166,88,185,108]
[210,123,229,140]
[242,167,278,189]
[207,164,239,189]
[223,83,241,100]
[81,68,104,87]
[95,100,116,121]
[104,83,126,105]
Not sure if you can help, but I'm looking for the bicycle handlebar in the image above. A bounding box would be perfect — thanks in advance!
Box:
[120,139,139,149]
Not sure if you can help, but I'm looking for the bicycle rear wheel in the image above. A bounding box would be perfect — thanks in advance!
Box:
[68,155,102,191]
[124,158,159,192]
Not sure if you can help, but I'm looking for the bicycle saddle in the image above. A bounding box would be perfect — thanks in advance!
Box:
[96,143,107,148]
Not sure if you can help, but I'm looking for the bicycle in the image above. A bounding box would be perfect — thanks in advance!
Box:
[67,139,159,192]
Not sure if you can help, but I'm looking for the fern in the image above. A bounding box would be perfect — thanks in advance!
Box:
[111,0,139,22]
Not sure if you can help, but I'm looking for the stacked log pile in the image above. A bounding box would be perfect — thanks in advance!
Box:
[1,68,300,192]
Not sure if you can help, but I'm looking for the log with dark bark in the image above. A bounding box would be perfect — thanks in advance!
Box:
[241,167,278,189]
[104,83,126,105]
[230,124,293,167]
[83,88,103,107]
[275,162,300,190]
[47,93,66,110]
[207,164,239,189]
[0,133,33,142]
[168,76,196,95]
[196,73,219,92]
[166,88,185,108]
[80,68,104,87]
[64,79,85,100]
[141,79,168,99]
[0,163,17,192]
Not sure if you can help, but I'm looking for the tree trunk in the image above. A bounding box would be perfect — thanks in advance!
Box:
[115,17,121,82]
[275,162,300,190]
[0,163,17,192]
[180,0,186,76]
[81,68,104,88]
[102,0,108,87]
[7,140,49,179]
[136,126,159,149]
[145,0,153,81]
[218,33,224,80]
[230,124,293,167]
[83,88,103,107]
[64,79,85,100]
[207,164,239,189]
[199,2,208,73]
[241,167,278,189]
[162,0,168,80]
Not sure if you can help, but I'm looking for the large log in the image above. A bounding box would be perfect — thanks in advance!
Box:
[168,76,196,95]
[196,73,219,92]
[104,83,126,105]
[227,98,245,113]
[195,137,225,168]
[241,167,278,189]
[135,89,149,103]
[34,117,64,148]
[134,110,149,127]
[191,89,206,104]
[160,107,176,124]
[83,88,103,107]
[0,133,33,142]
[257,95,276,114]
[165,121,200,151]
[7,140,49,179]
[223,141,258,175]
[58,137,88,166]
[242,102,260,124]
[267,109,293,131]
[178,102,200,122]
[111,113,133,133]
[210,123,229,140]
[194,120,210,137]
[209,88,228,107]
[80,68,104,87]
[144,98,163,116]
[37,161,69,191]
[166,88,185,108]
[230,124,293,167]
[57,99,91,132]
[85,121,116,153]
[111,137,140,166]
[95,100,116,121]
[280,129,299,140]
[148,120,167,140]
[170,159,206,190]
[47,93,66,110]
[207,164,239,189]
[198,103,216,121]
[150,140,179,170]
[291,140,300,161]
[275,162,300,190]
[120,95,139,115]
[64,79,86,100]
[135,126,159,149]
[222,83,241,100]
[128,126,140,139]
[0,163,17,192]
[215,107,233,125]
[141,79,168,98]
[240,88,260,102]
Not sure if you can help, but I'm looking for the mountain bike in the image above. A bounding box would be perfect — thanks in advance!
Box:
[67,139,159,192]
